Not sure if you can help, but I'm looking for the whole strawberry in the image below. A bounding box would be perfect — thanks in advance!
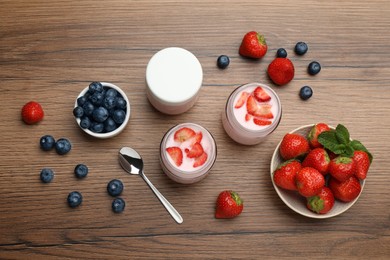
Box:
[215,190,243,219]
[302,148,330,175]
[239,31,267,59]
[308,123,331,148]
[306,187,335,214]
[279,133,310,160]
[296,167,325,197]
[273,159,302,191]
[329,156,355,182]
[329,176,361,202]
[21,101,44,124]
[352,150,370,180]
[267,58,295,86]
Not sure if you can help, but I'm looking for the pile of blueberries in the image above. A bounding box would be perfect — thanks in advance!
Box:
[73,82,127,133]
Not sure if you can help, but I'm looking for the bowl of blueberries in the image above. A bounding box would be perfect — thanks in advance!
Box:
[73,82,130,138]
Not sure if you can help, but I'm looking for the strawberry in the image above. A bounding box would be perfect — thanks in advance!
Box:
[186,142,204,158]
[308,123,331,148]
[192,131,203,144]
[193,152,207,168]
[273,159,301,191]
[239,31,267,59]
[302,148,330,175]
[329,176,361,202]
[246,96,273,119]
[235,91,249,108]
[279,133,310,160]
[245,114,252,122]
[21,101,44,124]
[166,147,183,167]
[215,190,243,219]
[306,187,335,214]
[174,127,196,142]
[296,167,325,197]
[352,150,370,180]
[329,156,355,182]
[253,118,272,126]
[267,58,295,86]
[253,86,271,102]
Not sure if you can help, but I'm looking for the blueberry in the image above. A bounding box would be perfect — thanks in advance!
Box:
[77,95,88,106]
[89,91,105,106]
[67,191,82,208]
[112,198,125,213]
[299,86,313,100]
[89,122,104,133]
[40,135,55,151]
[40,168,54,183]
[82,101,94,116]
[295,42,308,55]
[73,106,84,118]
[308,61,321,75]
[55,138,72,155]
[74,164,88,179]
[115,97,127,109]
[276,48,287,58]
[112,109,126,124]
[88,82,103,94]
[103,96,117,110]
[104,117,117,132]
[105,88,118,98]
[217,55,230,69]
[80,116,91,129]
[107,179,124,197]
[92,107,109,123]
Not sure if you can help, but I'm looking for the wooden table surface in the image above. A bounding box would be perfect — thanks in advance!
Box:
[1,0,389,259]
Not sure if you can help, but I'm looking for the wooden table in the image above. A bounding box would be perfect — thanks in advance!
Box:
[1,1,389,259]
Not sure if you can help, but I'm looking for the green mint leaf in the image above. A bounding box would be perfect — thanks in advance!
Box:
[333,144,347,155]
[350,140,374,163]
[341,145,355,158]
[335,124,350,144]
[318,130,346,155]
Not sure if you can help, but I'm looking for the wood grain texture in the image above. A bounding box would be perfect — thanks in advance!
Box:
[1,0,389,259]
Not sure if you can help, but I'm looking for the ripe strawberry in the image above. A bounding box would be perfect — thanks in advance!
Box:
[352,150,370,180]
[302,148,330,175]
[193,152,208,168]
[186,142,204,158]
[192,131,203,144]
[235,91,249,108]
[273,159,302,191]
[267,58,295,86]
[307,123,331,148]
[329,156,355,182]
[279,133,310,160]
[253,86,271,102]
[296,167,325,197]
[239,31,267,59]
[174,127,196,142]
[21,101,44,124]
[306,187,335,214]
[246,96,273,119]
[245,114,252,122]
[253,118,272,126]
[166,147,183,167]
[329,176,361,202]
[215,190,243,219]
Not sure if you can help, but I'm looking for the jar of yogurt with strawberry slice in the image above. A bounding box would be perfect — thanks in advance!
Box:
[222,82,282,145]
[160,123,217,184]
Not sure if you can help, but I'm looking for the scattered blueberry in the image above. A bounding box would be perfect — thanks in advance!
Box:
[40,168,54,183]
[67,191,83,208]
[299,86,313,100]
[107,179,124,197]
[112,198,125,213]
[112,109,126,124]
[276,48,287,58]
[88,82,104,94]
[92,107,109,123]
[308,61,321,75]
[40,135,55,151]
[74,164,89,179]
[294,42,308,55]
[80,116,91,129]
[73,106,84,118]
[217,55,230,69]
[55,138,72,155]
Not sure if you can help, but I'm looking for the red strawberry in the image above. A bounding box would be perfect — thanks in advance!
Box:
[186,142,204,158]
[308,123,331,148]
[329,156,355,182]
[306,187,335,214]
[279,133,310,160]
[273,159,302,191]
[239,31,267,59]
[166,147,183,167]
[215,190,243,219]
[174,127,196,142]
[21,101,44,124]
[302,148,330,175]
[267,58,295,86]
[235,91,249,108]
[192,131,203,144]
[253,118,272,126]
[253,86,271,102]
[296,167,325,197]
[329,176,361,202]
[246,96,273,119]
[193,152,208,168]
[245,114,252,122]
[352,150,370,180]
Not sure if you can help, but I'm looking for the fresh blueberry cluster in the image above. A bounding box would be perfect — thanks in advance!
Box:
[74,82,127,134]
[107,179,125,213]
[40,135,72,155]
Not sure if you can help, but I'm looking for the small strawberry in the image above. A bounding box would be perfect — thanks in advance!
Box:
[329,156,355,182]
[308,123,331,148]
[302,148,330,175]
[253,118,272,126]
[352,150,370,180]
[306,187,335,214]
[245,114,252,122]
[192,131,203,145]
[253,86,271,102]
[296,167,325,197]
[273,159,302,191]
[246,96,273,119]
[186,142,204,158]
[239,31,267,59]
[166,147,183,167]
[267,58,295,86]
[21,101,44,124]
[235,91,250,108]
[193,152,208,168]
[215,190,243,219]
[279,133,310,160]
[174,127,196,142]
[329,176,361,202]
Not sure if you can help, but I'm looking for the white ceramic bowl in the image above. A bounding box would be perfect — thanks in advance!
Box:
[270,124,365,218]
[74,82,130,139]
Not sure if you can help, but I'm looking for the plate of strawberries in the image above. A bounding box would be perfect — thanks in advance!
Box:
[270,123,373,218]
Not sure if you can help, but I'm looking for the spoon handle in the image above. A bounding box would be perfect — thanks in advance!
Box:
[140,172,183,224]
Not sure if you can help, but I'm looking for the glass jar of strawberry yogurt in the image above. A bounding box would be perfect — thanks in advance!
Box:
[160,123,217,184]
[222,82,282,145]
